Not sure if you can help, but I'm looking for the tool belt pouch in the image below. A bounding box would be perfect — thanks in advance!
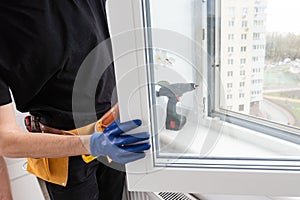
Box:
[25,104,119,186]
[27,157,68,186]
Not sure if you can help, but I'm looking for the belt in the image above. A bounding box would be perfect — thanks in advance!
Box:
[26,104,119,186]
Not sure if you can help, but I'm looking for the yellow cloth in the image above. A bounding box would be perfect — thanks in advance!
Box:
[26,104,119,186]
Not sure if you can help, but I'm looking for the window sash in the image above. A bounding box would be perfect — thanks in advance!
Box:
[107,0,300,195]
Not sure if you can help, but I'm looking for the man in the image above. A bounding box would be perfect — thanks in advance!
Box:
[0,1,150,200]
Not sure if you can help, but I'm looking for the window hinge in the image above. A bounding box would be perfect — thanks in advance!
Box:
[203,97,206,116]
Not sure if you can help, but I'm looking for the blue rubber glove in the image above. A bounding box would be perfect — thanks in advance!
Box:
[90,119,151,164]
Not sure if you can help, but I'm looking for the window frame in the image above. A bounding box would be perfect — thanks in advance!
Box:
[107,0,300,195]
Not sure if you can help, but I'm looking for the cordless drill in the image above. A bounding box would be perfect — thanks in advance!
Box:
[156,82,198,131]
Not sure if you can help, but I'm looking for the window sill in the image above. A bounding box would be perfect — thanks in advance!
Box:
[158,117,300,159]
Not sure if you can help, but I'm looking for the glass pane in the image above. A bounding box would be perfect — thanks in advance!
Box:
[146,0,204,157]
[219,0,300,130]
[145,0,300,168]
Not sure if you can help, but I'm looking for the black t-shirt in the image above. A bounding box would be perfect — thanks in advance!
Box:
[0,0,117,129]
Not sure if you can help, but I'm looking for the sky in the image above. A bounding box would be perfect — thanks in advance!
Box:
[266,0,300,34]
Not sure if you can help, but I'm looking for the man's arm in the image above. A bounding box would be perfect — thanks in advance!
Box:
[0,156,13,200]
[0,103,90,158]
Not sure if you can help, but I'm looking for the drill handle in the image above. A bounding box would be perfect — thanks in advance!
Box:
[166,97,178,118]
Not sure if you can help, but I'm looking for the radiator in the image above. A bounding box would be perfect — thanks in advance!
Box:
[125,191,199,200]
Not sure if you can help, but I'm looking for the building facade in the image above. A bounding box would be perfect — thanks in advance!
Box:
[220,0,267,115]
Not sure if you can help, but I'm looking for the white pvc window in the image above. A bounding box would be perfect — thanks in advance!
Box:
[107,0,300,196]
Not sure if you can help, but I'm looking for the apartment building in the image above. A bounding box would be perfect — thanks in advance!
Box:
[220,0,267,114]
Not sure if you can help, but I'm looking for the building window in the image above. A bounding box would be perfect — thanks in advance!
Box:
[241,34,247,40]
[242,20,248,27]
[228,20,235,27]
[240,58,246,64]
[240,70,245,76]
[253,33,261,40]
[239,93,245,98]
[252,79,263,84]
[227,94,233,99]
[252,68,261,73]
[254,7,265,14]
[227,71,233,77]
[242,8,248,16]
[252,90,262,95]
[228,34,234,40]
[239,104,245,111]
[254,20,264,26]
[253,44,265,50]
[241,46,247,52]
[253,57,259,62]
[228,47,234,53]
[227,82,233,88]
[240,82,245,87]
[228,59,234,65]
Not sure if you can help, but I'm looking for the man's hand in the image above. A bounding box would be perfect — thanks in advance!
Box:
[90,120,151,164]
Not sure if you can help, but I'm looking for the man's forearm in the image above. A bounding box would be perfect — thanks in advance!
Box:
[0,103,91,159]
[0,156,13,200]
[0,130,91,158]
